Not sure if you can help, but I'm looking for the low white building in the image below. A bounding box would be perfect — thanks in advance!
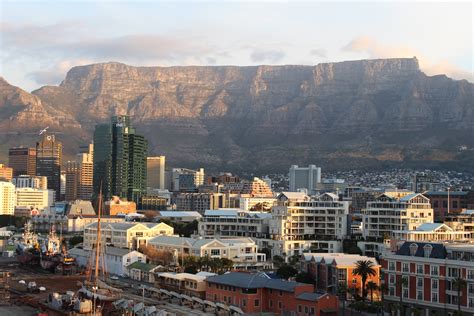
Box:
[83,222,174,250]
[391,222,473,242]
[157,211,202,223]
[146,235,268,270]
[69,246,147,277]
[16,188,54,210]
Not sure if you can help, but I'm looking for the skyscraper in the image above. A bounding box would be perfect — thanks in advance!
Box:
[93,115,147,202]
[8,147,36,176]
[36,134,62,199]
[147,156,166,190]
[0,181,15,215]
[289,164,321,194]
[0,164,13,181]
[65,144,94,201]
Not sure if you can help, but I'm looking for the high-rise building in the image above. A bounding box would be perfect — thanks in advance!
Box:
[147,156,166,190]
[36,134,62,199]
[8,147,36,176]
[65,144,94,201]
[0,164,13,181]
[12,175,47,189]
[93,116,147,202]
[15,188,53,210]
[289,164,321,193]
[0,181,16,215]
[172,168,205,192]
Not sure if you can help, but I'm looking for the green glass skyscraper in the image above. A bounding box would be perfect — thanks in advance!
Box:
[93,115,147,202]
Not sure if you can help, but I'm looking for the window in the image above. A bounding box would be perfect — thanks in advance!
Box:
[468,283,474,295]
[448,267,459,278]
[298,305,302,312]
[431,265,439,276]
[417,277,423,288]
[424,244,433,258]
[432,279,438,290]
[278,301,282,309]
[255,299,259,307]
[211,249,220,256]
[403,288,409,298]
[409,243,418,256]
[279,290,283,296]
[431,292,438,303]
[402,263,409,273]
[269,300,273,307]
[417,290,423,301]
[389,261,396,271]
[468,269,474,280]
[416,264,424,274]
[305,306,309,313]
[469,298,474,308]
[389,274,395,284]
[242,299,246,307]
[389,287,395,296]
[311,308,315,315]
[352,278,357,284]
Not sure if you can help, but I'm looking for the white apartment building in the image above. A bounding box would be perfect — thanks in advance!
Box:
[289,164,321,193]
[146,235,268,270]
[270,192,349,241]
[198,209,272,239]
[16,188,54,210]
[83,222,174,250]
[391,222,473,242]
[0,181,15,215]
[239,196,276,211]
[362,193,434,239]
[12,175,48,189]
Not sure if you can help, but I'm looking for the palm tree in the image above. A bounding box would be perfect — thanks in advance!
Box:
[366,281,378,303]
[452,277,467,316]
[379,282,389,316]
[338,283,348,316]
[353,260,377,300]
[396,276,408,316]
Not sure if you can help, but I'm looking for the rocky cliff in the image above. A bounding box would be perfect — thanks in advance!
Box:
[1,58,473,172]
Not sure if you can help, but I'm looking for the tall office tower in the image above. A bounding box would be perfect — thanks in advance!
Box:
[289,164,321,193]
[8,147,36,176]
[172,168,205,192]
[36,134,62,200]
[0,164,13,181]
[147,156,166,190]
[12,175,47,189]
[93,115,147,201]
[0,181,15,215]
[65,144,94,201]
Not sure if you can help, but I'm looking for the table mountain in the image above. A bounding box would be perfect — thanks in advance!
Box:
[1,58,473,172]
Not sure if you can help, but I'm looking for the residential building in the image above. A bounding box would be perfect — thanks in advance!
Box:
[259,239,343,259]
[65,144,93,201]
[239,196,276,211]
[36,134,62,199]
[445,209,474,233]
[69,246,146,277]
[381,241,474,315]
[16,188,53,210]
[0,164,13,181]
[289,164,321,193]
[146,236,268,270]
[424,191,468,221]
[83,222,174,250]
[172,168,204,192]
[198,209,271,239]
[147,156,166,190]
[105,196,137,215]
[12,175,47,189]
[155,272,215,299]
[391,222,473,242]
[299,253,381,299]
[205,272,339,315]
[93,115,148,202]
[362,193,434,239]
[410,172,441,193]
[241,177,274,197]
[156,211,202,223]
[0,181,15,215]
[31,212,123,233]
[270,192,350,241]
[8,147,36,177]
[138,195,167,211]
[176,192,226,213]
[127,262,160,283]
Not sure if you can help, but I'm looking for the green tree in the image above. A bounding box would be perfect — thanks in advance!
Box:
[338,283,348,316]
[396,276,408,316]
[295,272,314,285]
[220,258,234,273]
[366,281,378,303]
[353,260,377,300]
[272,255,285,268]
[452,277,467,316]
[379,282,389,315]
[276,264,298,280]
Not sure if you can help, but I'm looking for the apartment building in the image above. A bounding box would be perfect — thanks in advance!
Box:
[83,222,174,250]
[16,187,54,210]
[198,209,271,239]
[391,222,473,242]
[444,209,474,233]
[146,235,268,270]
[381,241,474,315]
[155,272,215,299]
[299,253,381,299]
[362,193,434,239]
[12,175,47,189]
[175,192,225,213]
[289,164,321,194]
[0,181,15,215]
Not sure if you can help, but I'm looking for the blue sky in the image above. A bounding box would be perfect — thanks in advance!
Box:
[1,0,472,91]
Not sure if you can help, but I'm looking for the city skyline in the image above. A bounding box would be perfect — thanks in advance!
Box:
[1,1,472,91]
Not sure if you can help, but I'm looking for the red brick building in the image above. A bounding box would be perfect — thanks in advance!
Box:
[205,272,338,315]
[381,241,474,315]
[424,191,468,221]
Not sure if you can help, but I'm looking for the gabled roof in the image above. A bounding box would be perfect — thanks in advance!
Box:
[301,253,379,267]
[206,272,306,292]
[296,292,326,302]
[415,223,452,232]
[399,193,428,202]
[127,262,158,272]
[278,192,309,201]
[396,242,446,259]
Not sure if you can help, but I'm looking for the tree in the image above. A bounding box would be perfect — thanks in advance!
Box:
[143,211,157,221]
[260,247,272,260]
[69,235,83,247]
[366,281,378,303]
[295,272,315,285]
[452,277,467,316]
[276,264,298,280]
[338,283,348,316]
[353,260,377,300]
[272,255,285,268]
[347,245,363,255]
[396,276,408,316]
[140,245,173,265]
[379,282,389,315]
[220,258,234,273]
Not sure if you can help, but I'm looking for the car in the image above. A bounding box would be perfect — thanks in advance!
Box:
[110,275,119,280]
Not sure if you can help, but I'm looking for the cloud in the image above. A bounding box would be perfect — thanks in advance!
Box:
[250,49,285,63]
[342,36,473,82]
[28,59,94,85]
[310,48,327,58]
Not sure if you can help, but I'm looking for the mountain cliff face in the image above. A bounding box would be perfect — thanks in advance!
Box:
[1,58,473,172]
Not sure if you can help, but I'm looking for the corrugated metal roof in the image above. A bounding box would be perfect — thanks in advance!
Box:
[296,292,325,302]
[206,272,306,292]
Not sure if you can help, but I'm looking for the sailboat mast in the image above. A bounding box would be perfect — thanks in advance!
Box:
[94,187,103,284]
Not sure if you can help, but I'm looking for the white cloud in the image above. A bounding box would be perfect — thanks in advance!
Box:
[250,49,285,63]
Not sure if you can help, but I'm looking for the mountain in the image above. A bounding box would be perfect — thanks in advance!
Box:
[1,58,473,172]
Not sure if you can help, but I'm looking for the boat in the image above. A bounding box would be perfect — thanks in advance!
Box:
[16,221,40,265]
[78,188,122,305]
[40,225,62,271]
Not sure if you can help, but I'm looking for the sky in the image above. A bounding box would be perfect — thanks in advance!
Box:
[1,0,472,91]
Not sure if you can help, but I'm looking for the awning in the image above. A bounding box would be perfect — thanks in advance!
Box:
[203,300,216,307]
[229,305,244,314]
[181,294,193,301]
[169,291,181,298]
[133,302,145,313]
[192,297,204,304]
[216,302,230,310]
[159,289,170,295]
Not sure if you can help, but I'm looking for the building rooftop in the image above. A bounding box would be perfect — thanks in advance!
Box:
[301,253,379,266]
[415,223,452,232]
[296,292,326,302]
[424,191,468,196]
[206,272,307,292]
[158,211,202,218]
[396,242,447,259]
[126,262,158,272]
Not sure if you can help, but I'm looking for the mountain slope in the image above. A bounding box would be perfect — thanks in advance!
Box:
[1,58,473,172]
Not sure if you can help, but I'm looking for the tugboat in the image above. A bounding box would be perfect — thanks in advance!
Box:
[40,225,62,271]
[16,221,40,265]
